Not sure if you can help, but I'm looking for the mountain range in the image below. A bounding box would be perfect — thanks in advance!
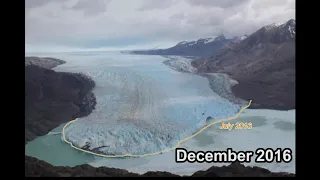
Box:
[130,35,248,57]
[192,19,295,109]
[131,19,295,110]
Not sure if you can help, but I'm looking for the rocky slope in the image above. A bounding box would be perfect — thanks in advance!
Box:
[131,35,244,57]
[25,56,66,69]
[25,63,96,143]
[192,19,295,110]
[25,57,295,177]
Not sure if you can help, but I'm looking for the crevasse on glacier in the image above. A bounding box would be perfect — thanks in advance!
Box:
[64,67,242,155]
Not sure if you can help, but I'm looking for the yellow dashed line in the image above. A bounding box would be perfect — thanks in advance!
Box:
[62,100,252,158]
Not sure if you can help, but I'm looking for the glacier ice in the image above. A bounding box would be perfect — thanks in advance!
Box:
[64,65,243,155]
[25,52,294,174]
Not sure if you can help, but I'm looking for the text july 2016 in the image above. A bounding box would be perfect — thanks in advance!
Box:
[219,122,252,131]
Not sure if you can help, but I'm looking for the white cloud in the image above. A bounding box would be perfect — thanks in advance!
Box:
[25,0,295,52]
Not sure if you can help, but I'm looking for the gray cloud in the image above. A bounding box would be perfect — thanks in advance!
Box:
[25,0,295,52]
[25,0,50,9]
[138,0,176,11]
[26,0,111,15]
[186,0,250,8]
[25,0,65,11]
[66,0,111,16]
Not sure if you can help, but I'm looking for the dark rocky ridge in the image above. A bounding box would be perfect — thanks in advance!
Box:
[192,19,295,110]
[25,64,96,143]
[25,156,294,177]
[25,57,295,177]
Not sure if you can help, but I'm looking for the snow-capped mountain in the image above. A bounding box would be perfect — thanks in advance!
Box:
[175,35,231,48]
[244,19,295,46]
[131,35,239,57]
[176,37,216,47]
[233,35,248,42]
[192,19,296,110]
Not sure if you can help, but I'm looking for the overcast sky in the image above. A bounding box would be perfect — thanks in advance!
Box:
[25,0,295,52]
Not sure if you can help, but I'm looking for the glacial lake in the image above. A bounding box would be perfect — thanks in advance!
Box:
[25,51,295,175]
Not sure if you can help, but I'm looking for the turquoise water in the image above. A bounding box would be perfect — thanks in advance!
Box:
[25,51,241,165]
[25,123,93,166]
[25,52,295,175]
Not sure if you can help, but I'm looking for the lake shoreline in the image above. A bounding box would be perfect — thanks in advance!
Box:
[25,55,295,177]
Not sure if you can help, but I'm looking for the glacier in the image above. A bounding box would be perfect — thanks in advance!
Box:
[25,52,295,174]
[60,52,243,155]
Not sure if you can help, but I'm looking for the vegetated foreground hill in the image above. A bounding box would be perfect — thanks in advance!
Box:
[192,19,295,110]
[131,35,247,57]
